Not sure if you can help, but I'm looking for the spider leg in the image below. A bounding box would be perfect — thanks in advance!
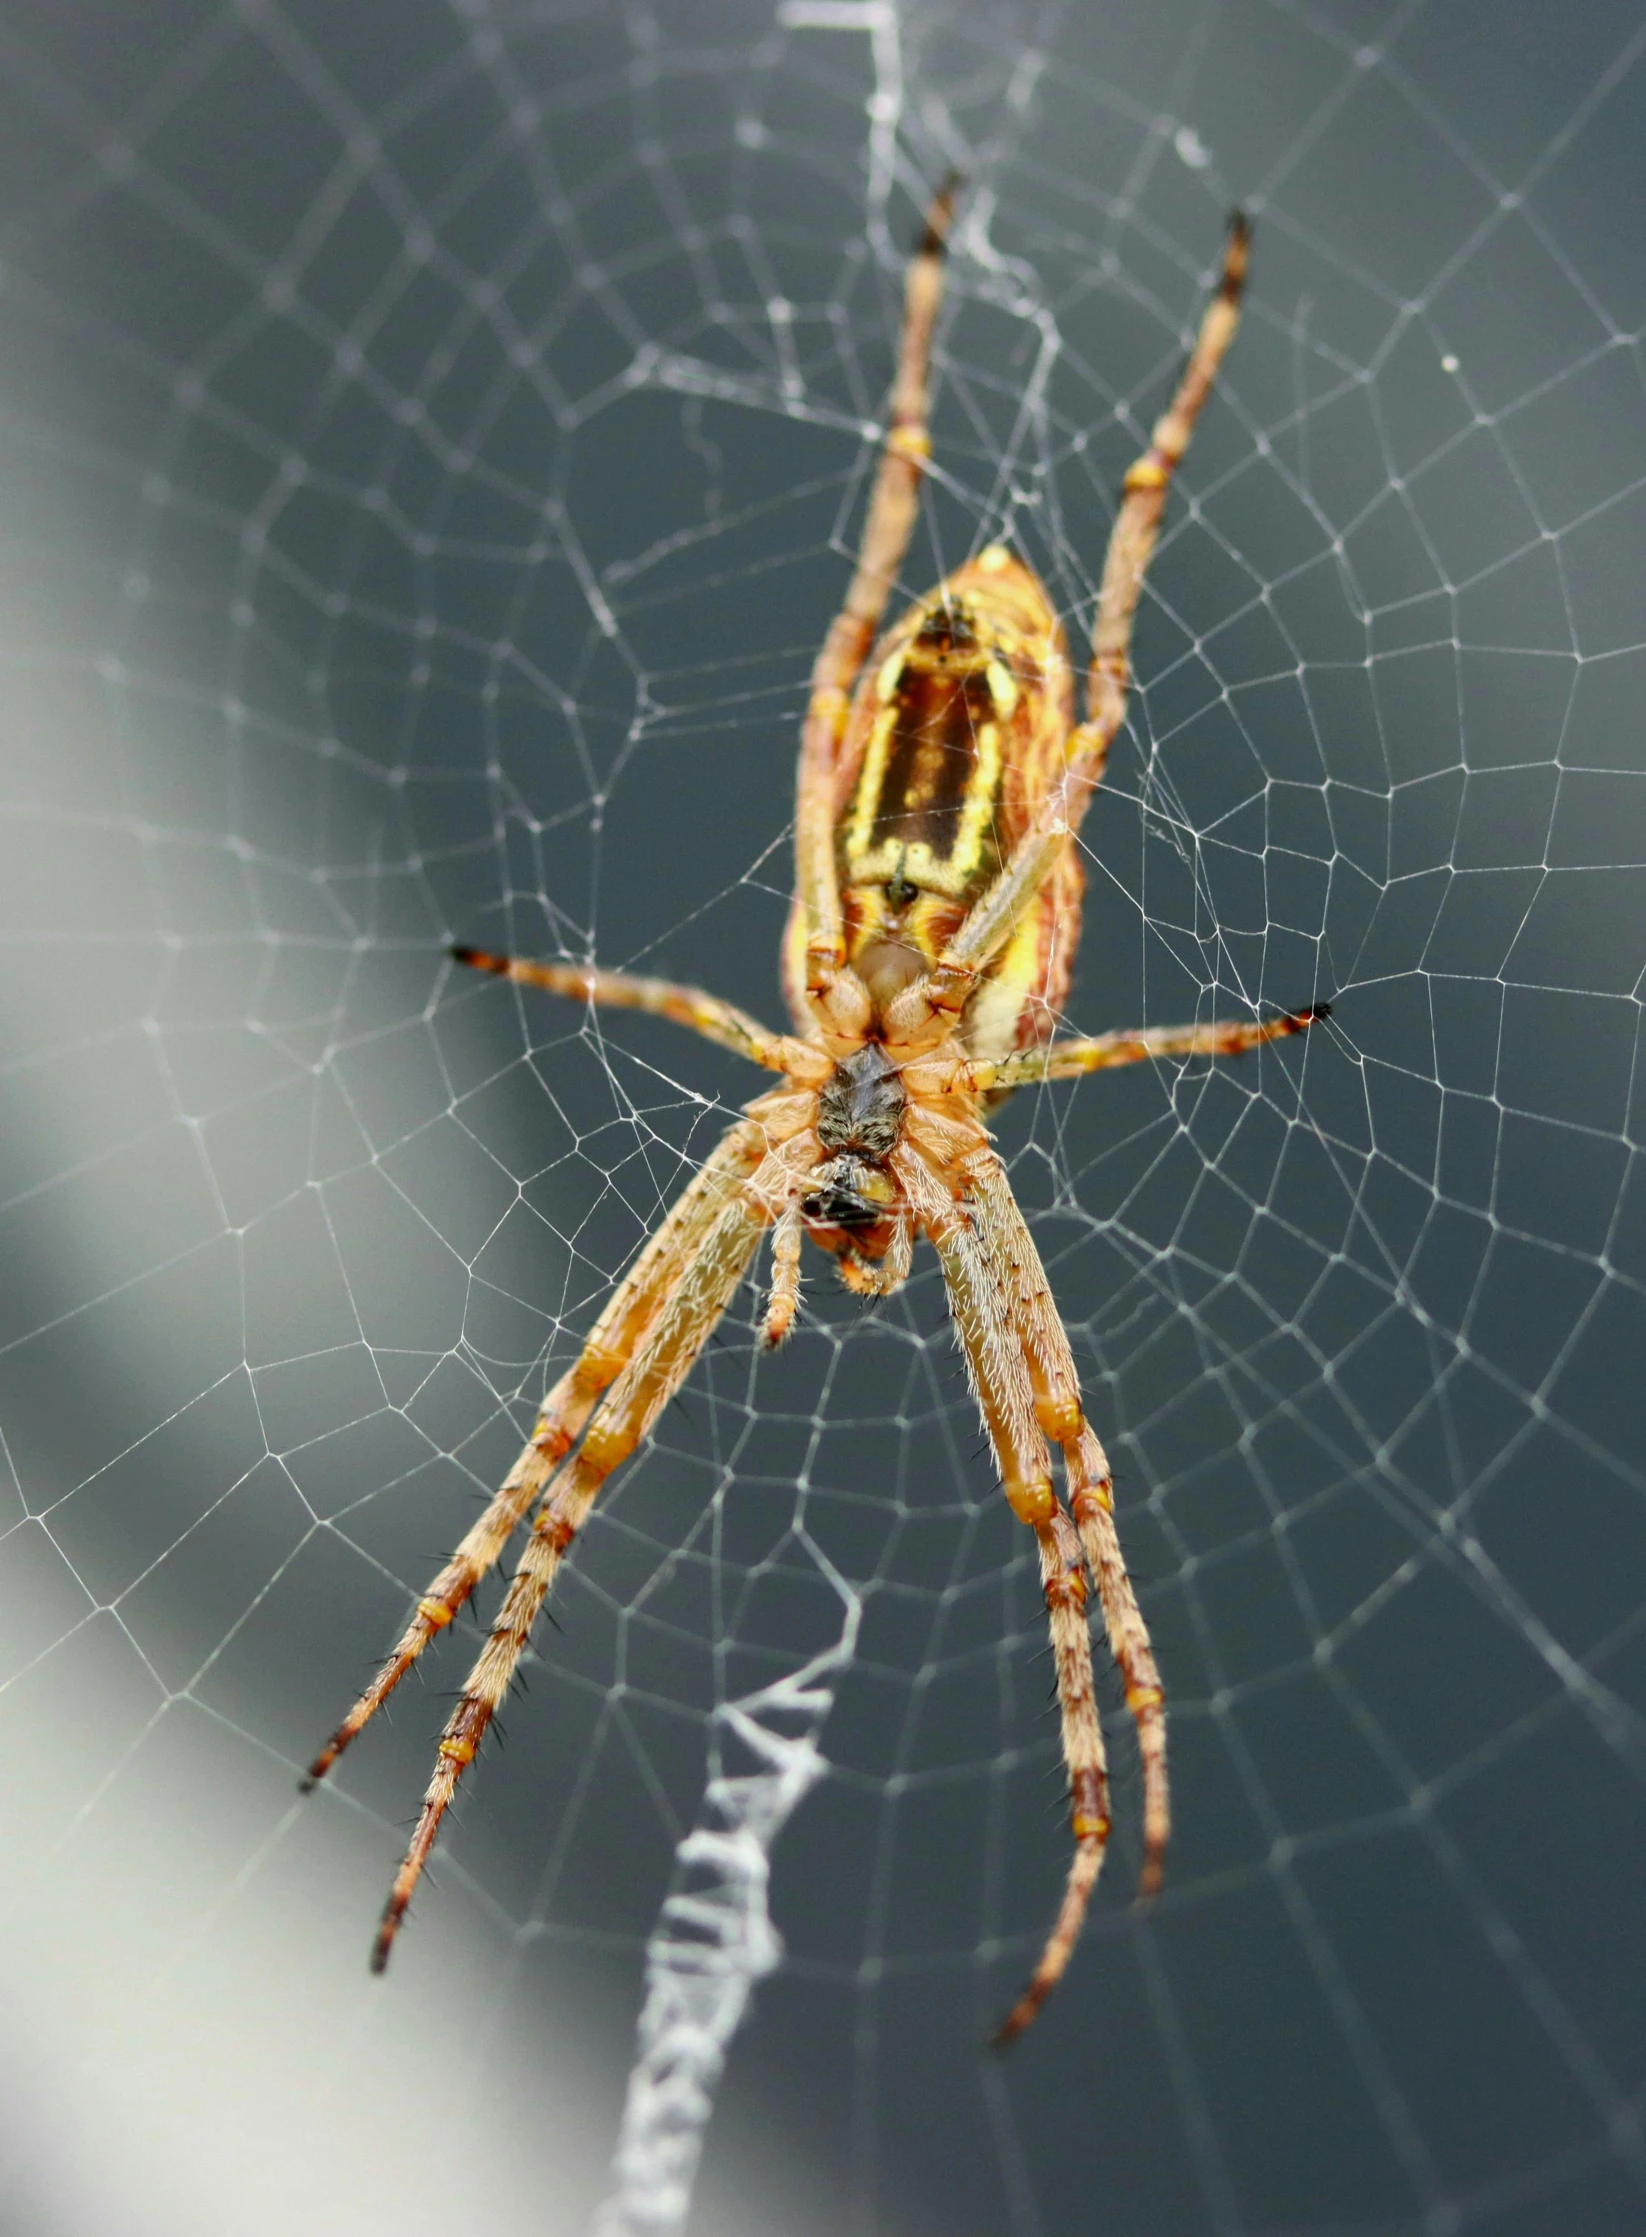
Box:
[371,1159,776,1969]
[993,1509,1110,2047]
[762,1198,803,1347]
[918,1171,1055,1529]
[1068,1424,1168,1898]
[893,217,1250,1041]
[450,946,789,1071]
[1081,213,1250,755]
[303,1121,766,1788]
[834,1210,914,1297]
[970,1001,1328,1094]
[967,1151,1169,1901]
[792,176,960,1009]
[905,1148,1117,2039]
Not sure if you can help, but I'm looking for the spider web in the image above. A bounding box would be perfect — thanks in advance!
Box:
[1,2,1644,2232]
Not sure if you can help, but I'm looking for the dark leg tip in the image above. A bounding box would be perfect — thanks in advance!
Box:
[1222,211,1253,293]
[918,171,965,256]
[302,1739,340,1789]
[448,943,481,968]
[1269,1000,1330,1038]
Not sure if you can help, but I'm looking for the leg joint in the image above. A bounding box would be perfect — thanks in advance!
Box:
[1044,1568,1089,1613]
[537,1510,578,1555]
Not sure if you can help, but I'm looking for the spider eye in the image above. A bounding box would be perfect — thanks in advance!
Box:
[886,876,919,909]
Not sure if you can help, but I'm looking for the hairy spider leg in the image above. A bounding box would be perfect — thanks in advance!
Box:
[449,946,790,1071]
[1082,213,1251,756]
[1067,1424,1168,1899]
[900,1143,1118,2042]
[893,215,1252,1045]
[762,1198,804,1347]
[967,1153,1169,1911]
[836,1211,914,1296]
[970,1001,1330,1094]
[916,1162,1056,1530]
[792,176,960,1011]
[372,1151,780,1969]
[451,937,1326,1104]
[995,1511,1111,2048]
[303,1120,768,1787]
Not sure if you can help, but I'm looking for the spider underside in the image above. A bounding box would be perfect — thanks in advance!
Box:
[305,183,1325,2044]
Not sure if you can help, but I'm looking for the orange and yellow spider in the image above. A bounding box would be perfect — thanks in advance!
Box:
[304,183,1325,2043]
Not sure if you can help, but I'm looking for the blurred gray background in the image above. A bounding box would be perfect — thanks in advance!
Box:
[1,2,1644,2233]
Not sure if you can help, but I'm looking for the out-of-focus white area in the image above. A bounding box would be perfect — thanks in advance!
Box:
[0,1701,605,2237]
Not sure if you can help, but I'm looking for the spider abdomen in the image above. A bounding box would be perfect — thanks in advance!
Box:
[825,544,1085,1062]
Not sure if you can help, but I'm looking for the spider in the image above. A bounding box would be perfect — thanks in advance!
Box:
[304,182,1325,2043]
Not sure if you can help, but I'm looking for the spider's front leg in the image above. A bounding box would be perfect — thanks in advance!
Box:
[969,1152,1169,1901]
[1001,1508,1110,2047]
[303,1123,768,1789]
[903,1138,1165,2042]
[372,1145,787,1968]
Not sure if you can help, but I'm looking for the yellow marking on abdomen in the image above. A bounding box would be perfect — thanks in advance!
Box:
[844,703,898,865]
[949,720,1002,886]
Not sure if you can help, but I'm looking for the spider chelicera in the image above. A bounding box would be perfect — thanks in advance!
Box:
[304,182,1325,2042]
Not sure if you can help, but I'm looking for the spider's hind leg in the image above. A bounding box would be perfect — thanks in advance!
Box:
[902,216,1253,1039]
[792,172,961,1014]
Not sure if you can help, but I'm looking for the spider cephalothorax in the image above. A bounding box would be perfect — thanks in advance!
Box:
[803,1043,906,1236]
[304,184,1326,2042]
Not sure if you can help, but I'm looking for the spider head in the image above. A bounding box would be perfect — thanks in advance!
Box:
[816,1043,906,1157]
[800,1155,897,1235]
[804,1044,907,1254]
